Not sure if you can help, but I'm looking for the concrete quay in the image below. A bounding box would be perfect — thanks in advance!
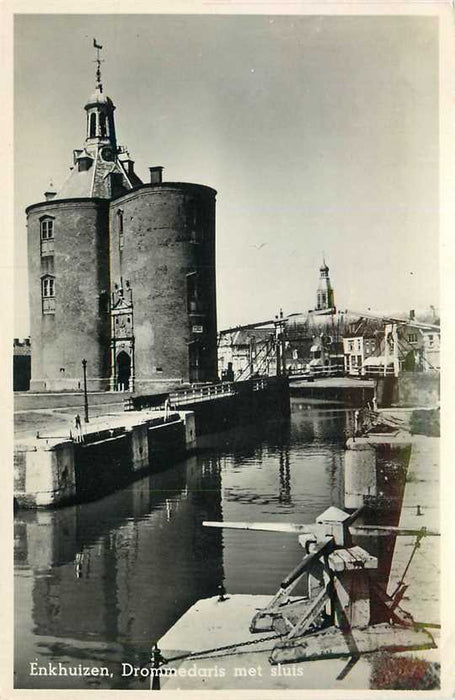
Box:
[14,409,196,509]
[386,434,440,658]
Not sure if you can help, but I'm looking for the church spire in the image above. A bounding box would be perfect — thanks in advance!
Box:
[316,257,335,310]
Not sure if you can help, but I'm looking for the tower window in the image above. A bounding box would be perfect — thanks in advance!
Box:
[187,272,198,313]
[188,201,200,242]
[100,112,107,137]
[40,217,54,256]
[41,275,55,314]
[117,209,124,249]
[89,113,96,138]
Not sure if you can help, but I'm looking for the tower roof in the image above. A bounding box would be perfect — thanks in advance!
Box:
[320,259,329,273]
[85,87,115,111]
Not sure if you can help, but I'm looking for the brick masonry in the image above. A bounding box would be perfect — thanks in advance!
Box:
[26,183,217,391]
[27,199,110,391]
[110,183,217,388]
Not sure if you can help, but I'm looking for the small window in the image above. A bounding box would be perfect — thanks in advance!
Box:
[117,210,124,249]
[42,276,55,314]
[40,218,55,256]
[41,219,53,239]
[187,272,198,313]
[100,112,107,137]
[89,113,96,138]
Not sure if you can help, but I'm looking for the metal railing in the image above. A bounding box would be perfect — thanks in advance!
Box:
[169,382,235,406]
[124,376,282,411]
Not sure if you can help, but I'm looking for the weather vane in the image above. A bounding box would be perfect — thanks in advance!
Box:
[93,38,104,92]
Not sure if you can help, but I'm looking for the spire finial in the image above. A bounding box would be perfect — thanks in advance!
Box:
[93,38,104,93]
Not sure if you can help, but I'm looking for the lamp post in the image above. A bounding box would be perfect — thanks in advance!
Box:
[82,359,89,423]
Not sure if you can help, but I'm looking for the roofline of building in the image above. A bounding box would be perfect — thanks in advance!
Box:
[26,182,218,214]
[111,181,218,202]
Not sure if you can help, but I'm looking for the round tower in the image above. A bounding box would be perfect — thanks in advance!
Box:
[26,198,111,391]
[109,182,217,390]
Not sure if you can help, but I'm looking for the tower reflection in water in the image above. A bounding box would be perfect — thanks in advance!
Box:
[14,457,224,689]
[15,407,407,690]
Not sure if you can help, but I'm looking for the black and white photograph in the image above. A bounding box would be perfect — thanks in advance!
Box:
[10,5,448,694]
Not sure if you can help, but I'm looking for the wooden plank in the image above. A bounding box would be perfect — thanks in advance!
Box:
[203,520,316,534]
[270,623,436,665]
[251,539,333,633]
[287,587,330,639]
[328,546,377,572]
[350,525,440,537]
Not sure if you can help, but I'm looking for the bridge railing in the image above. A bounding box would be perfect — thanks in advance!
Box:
[124,376,284,411]
[169,382,235,406]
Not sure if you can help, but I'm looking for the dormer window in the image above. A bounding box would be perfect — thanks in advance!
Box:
[40,217,54,256]
[41,275,55,314]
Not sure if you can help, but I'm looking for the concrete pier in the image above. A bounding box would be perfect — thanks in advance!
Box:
[345,432,412,510]
[14,410,193,509]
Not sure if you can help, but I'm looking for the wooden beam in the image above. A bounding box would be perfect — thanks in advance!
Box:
[270,623,436,665]
[349,525,440,537]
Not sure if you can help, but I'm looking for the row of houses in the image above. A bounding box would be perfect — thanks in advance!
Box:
[342,316,440,377]
[218,312,440,381]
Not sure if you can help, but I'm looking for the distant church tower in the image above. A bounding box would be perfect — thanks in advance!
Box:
[315,259,335,311]
[26,42,217,392]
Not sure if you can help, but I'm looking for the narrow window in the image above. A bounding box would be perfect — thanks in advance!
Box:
[100,112,107,137]
[40,217,54,256]
[187,273,198,313]
[89,113,96,138]
[188,201,199,242]
[118,210,124,249]
[42,276,55,314]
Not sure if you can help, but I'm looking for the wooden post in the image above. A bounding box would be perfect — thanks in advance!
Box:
[328,546,377,629]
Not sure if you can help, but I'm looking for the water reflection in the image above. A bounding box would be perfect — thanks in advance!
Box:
[15,407,408,690]
[15,460,224,689]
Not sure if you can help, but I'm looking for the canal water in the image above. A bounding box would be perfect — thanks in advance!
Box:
[14,405,396,690]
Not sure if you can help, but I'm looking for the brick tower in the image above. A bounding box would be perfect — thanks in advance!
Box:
[26,43,217,392]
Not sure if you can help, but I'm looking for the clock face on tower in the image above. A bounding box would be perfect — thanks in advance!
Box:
[101,146,114,162]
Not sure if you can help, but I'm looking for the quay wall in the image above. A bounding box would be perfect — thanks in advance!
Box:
[345,434,412,592]
[345,436,411,511]
[375,373,440,408]
[290,382,374,408]
[14,378,289,509]
[395,372,440,407]
[14,412,190,509]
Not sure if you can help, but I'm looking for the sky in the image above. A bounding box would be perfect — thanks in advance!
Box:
[14,13,439,337]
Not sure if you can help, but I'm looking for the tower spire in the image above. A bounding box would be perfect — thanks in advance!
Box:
[93,38,104,93]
